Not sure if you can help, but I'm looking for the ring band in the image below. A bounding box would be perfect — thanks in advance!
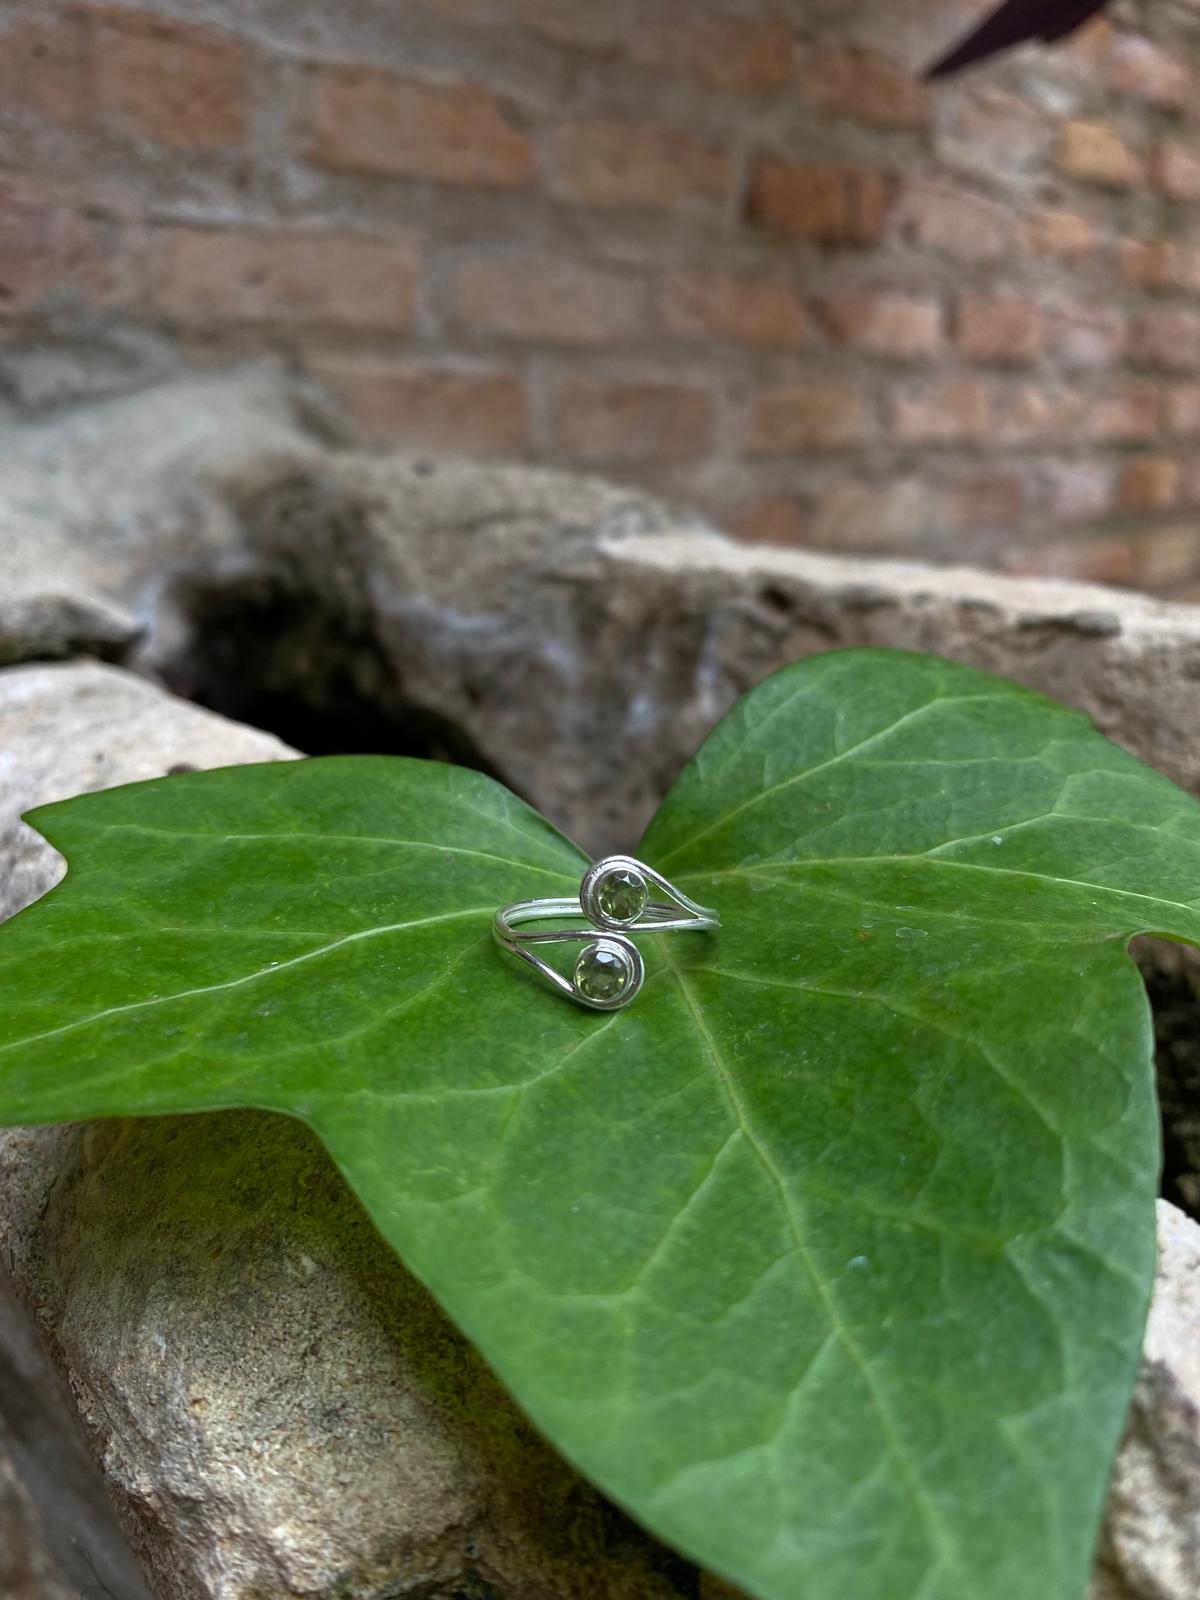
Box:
[493,855,719,1011]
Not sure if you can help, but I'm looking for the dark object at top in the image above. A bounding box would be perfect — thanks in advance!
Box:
[924,0,1108,78]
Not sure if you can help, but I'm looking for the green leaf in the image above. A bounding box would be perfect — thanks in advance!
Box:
[2,648,1198,1600]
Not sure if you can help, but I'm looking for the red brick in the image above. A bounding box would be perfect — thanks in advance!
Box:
[1082,383,1160,443]
[895,180,1012,262]
[1165,385,1200,437]
[418,0,500,20]
[1173,241,1200,295]
[298,65,534,188]
[153,227,417,329]
[1109,34,1193,108]
[1152,141,1200,203]
[514,0,630,51]
[820,293,940,361]
[1118,455,1180,511]
[994,387,1149,450]
[1068,541,1136,586]
[0,197,102,313]
[803,45,930,129]
[1025,208,1097,259]
[0,15,89,128]
[1137,526,1200,588]
[745,385,867,454]
[1120,237,1178,290]
[307,358,528,453]
[631,13,794,92]
[809,478,926,552]
[1057,120,1137,188]
[992,388,1083,447]
[730,496,809,545]
[1075,544,1132,588]
[890,381,990,445]
[746,156,891,245]
[550,121,729,209]
[661,271,807,349]
[553,380,712,462]
[1079,543,1136,586]
[90,7,248,149]
[1128,309,1200,370]
[955,298,1044,366]
[1046,306,1127,370]
[1041,461,1118,523]
[945,472,1024,532]
[1009,536,1134,587]
[1066,15,1116,73]
[940,89,1052,174]
[456,256,644,345]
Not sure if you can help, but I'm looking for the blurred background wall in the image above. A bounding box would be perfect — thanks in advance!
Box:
[2,0,1200,595]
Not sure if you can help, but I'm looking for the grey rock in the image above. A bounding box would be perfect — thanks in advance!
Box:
[1092,1201,1200,1600]
[0,1264,155,1600]
[0,305,186,419]
[0,1442,76,1600]
[0,661,696,1600]
[0,364,341,669]
[233,459,1200,854]
[6,369,1200,858]
[1,1114,694,1600]
[0,660,295,1600]
[0,660,294,925]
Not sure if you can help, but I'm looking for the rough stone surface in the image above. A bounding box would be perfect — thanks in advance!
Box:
[6,371,1200,1597]
[0,661,697,1600]
[7,369,1200,858]
[1091,1201,1200,1600]
[0,1444,77,1600]
[235,461,1200,854]
[0,1113,698,1600]
[0,364,341,669]
[0,659,295,926]
[0,1263,155,1600]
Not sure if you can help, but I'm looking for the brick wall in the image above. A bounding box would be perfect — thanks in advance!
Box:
[3,0,1200,593]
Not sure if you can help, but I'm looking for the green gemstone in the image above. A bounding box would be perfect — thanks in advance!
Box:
[596,869,647,925]
[575,945,630,1003]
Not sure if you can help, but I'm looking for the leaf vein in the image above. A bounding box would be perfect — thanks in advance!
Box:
[654,693,1014,870]
[661,952,970,1591]
[0,908,492,1055]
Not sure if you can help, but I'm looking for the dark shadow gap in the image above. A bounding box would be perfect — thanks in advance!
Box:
[163,582,505,779]
[1143,957,1200,1222]
[0,1267,156,1600]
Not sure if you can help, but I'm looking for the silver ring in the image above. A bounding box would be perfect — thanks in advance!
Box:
[493,854,719,1011]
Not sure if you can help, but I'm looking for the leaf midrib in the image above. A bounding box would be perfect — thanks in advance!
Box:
[658,946,970,1597]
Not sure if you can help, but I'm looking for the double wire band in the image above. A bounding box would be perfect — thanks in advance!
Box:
[493,854,719,1011]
